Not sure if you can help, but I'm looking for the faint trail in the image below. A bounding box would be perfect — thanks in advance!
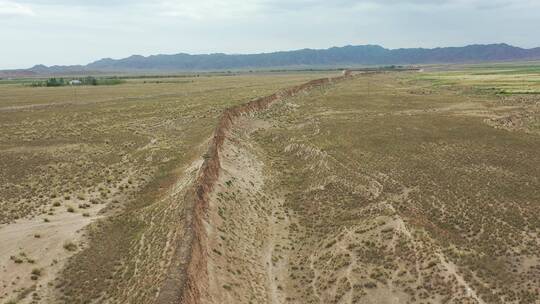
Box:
[437,253,487,304]
[264,210,286,304]
[336,228,357,304]
[309,253,323,302]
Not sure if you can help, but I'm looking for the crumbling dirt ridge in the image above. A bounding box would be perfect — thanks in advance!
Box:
[156,73,353,304]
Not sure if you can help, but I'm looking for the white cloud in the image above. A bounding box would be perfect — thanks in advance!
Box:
[156,0,262,19]
[0,0,35,16]
[0,0,539,69]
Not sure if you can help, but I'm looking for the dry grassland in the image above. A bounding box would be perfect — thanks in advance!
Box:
[204,70,539,304]
[0,72,333,303]
[1,67,539,304]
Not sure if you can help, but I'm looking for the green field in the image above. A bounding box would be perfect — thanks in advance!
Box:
[417,63,540,95]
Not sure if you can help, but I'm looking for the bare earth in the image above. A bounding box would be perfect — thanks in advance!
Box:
[0,204,103,302]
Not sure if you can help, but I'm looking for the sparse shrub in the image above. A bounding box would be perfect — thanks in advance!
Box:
[63,242,77,251]
[31,268,42,276]
[364,281,377,288]
[10,256,23,264]
[325,239,337,248]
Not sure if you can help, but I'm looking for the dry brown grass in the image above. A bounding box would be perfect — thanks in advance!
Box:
[207,71,540,303]
[2,68,539,304]
[0,72,335,303]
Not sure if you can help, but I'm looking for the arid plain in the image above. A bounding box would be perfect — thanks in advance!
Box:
[0,66,539,304]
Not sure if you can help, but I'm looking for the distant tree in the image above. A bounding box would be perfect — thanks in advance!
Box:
[83,76,98,85]
[46,78,64,87]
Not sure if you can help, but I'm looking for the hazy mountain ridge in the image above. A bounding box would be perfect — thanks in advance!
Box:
[4,43,540,75]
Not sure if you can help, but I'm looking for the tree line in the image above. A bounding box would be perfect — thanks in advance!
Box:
[29,76,124,87]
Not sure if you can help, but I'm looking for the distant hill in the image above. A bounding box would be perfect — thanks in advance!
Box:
[3,43,540,75]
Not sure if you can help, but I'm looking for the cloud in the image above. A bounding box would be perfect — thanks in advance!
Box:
[14,0,133,6]
[156,0,262,19]
[0,0,35,16]
[258,0,538,11]
[6,0,539,15]
[1,0,539,69]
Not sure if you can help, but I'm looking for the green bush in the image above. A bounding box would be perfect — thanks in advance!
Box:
[46,78,65,87]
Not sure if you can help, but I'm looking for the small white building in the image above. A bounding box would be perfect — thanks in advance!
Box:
[69,79,82,85]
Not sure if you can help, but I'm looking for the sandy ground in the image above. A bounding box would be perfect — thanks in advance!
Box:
[0,203,105,303]
[202,117,293,304]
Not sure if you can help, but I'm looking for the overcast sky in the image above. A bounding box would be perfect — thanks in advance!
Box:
[1,0,539,69]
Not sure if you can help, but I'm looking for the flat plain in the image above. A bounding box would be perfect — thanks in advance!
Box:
[0,72,335,303]
[0,65,539,304]
[203,67,539,304]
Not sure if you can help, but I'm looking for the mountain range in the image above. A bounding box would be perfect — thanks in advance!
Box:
[3,43,540,75]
